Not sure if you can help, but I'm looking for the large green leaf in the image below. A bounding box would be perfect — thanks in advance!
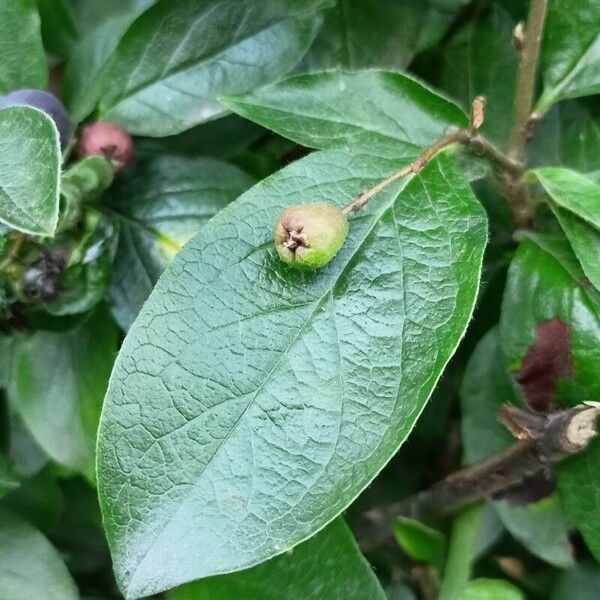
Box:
[301,0,467,72]
[0,507,78,600]
[62,0,156,122]
[167,519,385,600]
[97,150,486,598]
[0,0,47,94]
[224,70,467,158]
[461,327,574,568]
[500,235,600,403]
[105,155,255,329]
[9,307,118,479]
[538,0,600,111]
[0,107,61,236]
[96,0,331,136]
[500,235,600,563]
[434,4,517,148]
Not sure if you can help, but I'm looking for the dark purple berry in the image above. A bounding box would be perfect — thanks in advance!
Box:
[77,121,134,171]
[0,89,72,149]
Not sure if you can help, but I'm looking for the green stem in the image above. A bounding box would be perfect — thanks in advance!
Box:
[438,504,482,600]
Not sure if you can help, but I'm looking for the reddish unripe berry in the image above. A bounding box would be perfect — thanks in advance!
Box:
[77,121,134,171]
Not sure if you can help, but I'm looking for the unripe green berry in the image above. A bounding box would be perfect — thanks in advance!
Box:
[274,202,348,269]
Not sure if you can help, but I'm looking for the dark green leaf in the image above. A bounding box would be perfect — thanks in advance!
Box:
[393,517,445,564]
[0,456,20,499]
[223,70,467,157]
[500,236,600,562]
[500,235,600,404]
[167,520,385,600]
[106,155,255,329]
[551,563,600,600]
[36,0,80,59]
[434,4,517,148]
[458,578,524,600]
[97,0,331,136]
[62,0,157,123]
[0,0,47,94]
[0,107,61,236]
[8,307,118,479]
[461,327,517,465]
[461,327,574,567]
[0,507,78,599]
[301,0,467,72]
[135,115,265,160]
[2,466,61,532]
[529,98,600,179]
[97,150,486,598]
[495,497,573,568]
[538,0,600,111]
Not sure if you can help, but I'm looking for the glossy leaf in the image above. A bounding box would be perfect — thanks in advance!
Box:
[9,307,118,479]
[301,0,467,72]
[0,107,61,236]
[533,167,600,230]
[0,0,47,94]
[434,4,517,148]
[167,520,385,600]
[461,327,574,567]
[500,235,600,562]
[538,0,600,110]
[62,0,157,122]
[458,579,524,600]
[97,0,331,136]
[97,150,487,598]
[0,507,78,600]
[500,235,600,404]
[106,155,255,329]
[224,70,467,158]
[553,207,600,293]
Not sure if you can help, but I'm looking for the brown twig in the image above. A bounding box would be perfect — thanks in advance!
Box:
[502,0,548,228]
[508,0,548,163]
[358,402,600,550]
[342,98,520,215]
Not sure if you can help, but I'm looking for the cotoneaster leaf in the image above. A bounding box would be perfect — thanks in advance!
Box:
[97,149,487,598]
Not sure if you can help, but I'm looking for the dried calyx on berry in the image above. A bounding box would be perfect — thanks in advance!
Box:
[77,121,134,171]
[274,202,348,269]
[0,89,71,149]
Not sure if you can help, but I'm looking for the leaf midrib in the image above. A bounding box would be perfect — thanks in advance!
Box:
[122,173,413,595]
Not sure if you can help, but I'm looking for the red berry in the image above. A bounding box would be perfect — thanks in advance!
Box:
[77,121,134,171]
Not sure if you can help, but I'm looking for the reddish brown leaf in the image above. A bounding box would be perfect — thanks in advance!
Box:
[515,318,573,412]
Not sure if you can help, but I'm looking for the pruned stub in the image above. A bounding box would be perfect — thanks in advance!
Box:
[515,318,573,412]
